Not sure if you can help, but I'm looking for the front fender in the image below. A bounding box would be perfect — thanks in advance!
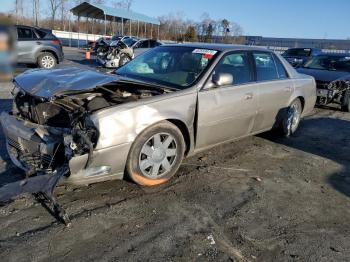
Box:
[90,89,197,150]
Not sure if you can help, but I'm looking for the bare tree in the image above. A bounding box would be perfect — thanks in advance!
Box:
[32,0,40,27]
[15,0,24,24]
[49,0,61,29]
[60,0,68,30]
[112,0,133,10]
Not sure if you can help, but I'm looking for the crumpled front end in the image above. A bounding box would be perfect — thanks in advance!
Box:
[1,112,69,173]
[1,75,168,186]
[316,78,350,105]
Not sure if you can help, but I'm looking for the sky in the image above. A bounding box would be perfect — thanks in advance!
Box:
[1,0,349,40]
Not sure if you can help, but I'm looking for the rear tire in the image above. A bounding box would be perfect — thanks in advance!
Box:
[341,90,350,112]
[37,52,57,69]
[126,121,185,186]
[281,98,303,137]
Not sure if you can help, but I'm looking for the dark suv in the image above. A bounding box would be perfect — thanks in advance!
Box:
[16,25,64,69]
[282,48,321,68]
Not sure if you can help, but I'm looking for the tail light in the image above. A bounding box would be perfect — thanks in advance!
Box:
[52,39,61,46]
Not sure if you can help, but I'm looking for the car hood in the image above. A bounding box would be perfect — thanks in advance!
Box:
[14,68,119,99]
[296,67,350,82]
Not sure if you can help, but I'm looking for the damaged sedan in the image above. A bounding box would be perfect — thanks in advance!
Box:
[297,53,350,111]
[0,44,316,221]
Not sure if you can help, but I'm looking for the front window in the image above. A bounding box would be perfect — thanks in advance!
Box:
[303,55,350,72]
[115,46,219,89]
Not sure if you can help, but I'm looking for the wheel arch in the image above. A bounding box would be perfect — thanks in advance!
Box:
[166,119,191,155]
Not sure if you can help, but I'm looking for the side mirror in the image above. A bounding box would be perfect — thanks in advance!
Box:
[212,73,233,87]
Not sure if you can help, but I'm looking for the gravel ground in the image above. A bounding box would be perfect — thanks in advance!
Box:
[0,48,350,262]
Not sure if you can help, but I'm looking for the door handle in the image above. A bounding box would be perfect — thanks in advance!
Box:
[244,93,253,100]
[36,41,42,45]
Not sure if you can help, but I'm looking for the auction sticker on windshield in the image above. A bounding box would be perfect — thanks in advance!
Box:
[193,49,217,59]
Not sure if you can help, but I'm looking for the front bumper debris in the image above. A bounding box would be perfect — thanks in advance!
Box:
[0,112,72,224]
[0,165,71,225]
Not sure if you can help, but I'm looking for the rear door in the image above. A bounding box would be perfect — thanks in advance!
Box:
[251,52,294,132]
[16,26,39,63]
[196,51,258,149]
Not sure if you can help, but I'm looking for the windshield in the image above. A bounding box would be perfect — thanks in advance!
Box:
[123,38,138,47]
[112,36,122,41]
[115,46,218,89]
[283,48,311,57]
[303,55,350,72]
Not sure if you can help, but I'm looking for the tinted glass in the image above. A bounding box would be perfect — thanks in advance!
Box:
[138,40,149,48]
[274,55,288,79]
[283,48,311,57]
[253,52,279,81]
[214,52,252,85]
[149,40,161,48]
[115,46,218,89]
[303,55,350,72]
[17,27,33,39]
[122,38,137,47]
[35,29,47,39]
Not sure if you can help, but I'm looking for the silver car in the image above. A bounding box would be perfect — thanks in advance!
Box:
[1,44,316,188]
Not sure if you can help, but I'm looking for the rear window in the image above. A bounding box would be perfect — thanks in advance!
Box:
[283,48,311,57]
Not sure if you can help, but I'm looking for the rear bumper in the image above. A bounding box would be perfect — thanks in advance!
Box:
[57,49,64,62]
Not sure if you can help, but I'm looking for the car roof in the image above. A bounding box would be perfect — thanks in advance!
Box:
[163,43,270,52]
[314,53,350,57]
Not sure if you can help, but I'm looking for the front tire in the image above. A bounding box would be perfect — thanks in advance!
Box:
[37,52,57,69]
[126,121,185,186]
[281,98,303,137]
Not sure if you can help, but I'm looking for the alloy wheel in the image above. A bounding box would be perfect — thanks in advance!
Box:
[41,55,55,68]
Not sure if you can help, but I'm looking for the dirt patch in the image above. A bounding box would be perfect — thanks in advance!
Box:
[0,102,350,262]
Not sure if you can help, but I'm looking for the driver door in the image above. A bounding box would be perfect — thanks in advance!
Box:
[196,52,258,149]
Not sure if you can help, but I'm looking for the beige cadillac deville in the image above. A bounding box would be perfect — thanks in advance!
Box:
[1,44,316,188]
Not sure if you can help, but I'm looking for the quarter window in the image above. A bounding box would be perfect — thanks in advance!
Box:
[274,55,289,79]
[253,52,279,81]
[214,52,252,85]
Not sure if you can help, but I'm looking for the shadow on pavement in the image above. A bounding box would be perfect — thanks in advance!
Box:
[259,117,350,198]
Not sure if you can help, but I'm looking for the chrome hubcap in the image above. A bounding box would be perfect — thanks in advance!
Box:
[287,101,301,134]
[139,133,177,178]
[41,55,55,68]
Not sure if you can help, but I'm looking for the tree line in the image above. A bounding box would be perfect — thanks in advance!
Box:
[5,0,244,43]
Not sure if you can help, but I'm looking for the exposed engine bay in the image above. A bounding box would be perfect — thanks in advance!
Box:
[316,79,350,106]
[0,80,167,224]
[96,40,133,68]
[10,81,166,173]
